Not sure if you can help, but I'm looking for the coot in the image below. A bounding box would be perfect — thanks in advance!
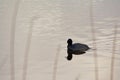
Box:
[67,38,90,60]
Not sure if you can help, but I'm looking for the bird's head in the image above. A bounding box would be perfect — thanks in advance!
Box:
[67,38,72,46]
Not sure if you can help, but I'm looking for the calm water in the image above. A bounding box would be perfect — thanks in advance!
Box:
[0,0,120,80]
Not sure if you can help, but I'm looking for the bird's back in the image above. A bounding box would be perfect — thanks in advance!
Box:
[68,43,90,52]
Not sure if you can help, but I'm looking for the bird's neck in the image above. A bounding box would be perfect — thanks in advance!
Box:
[68,43,72,47]
[67,44,72,47]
